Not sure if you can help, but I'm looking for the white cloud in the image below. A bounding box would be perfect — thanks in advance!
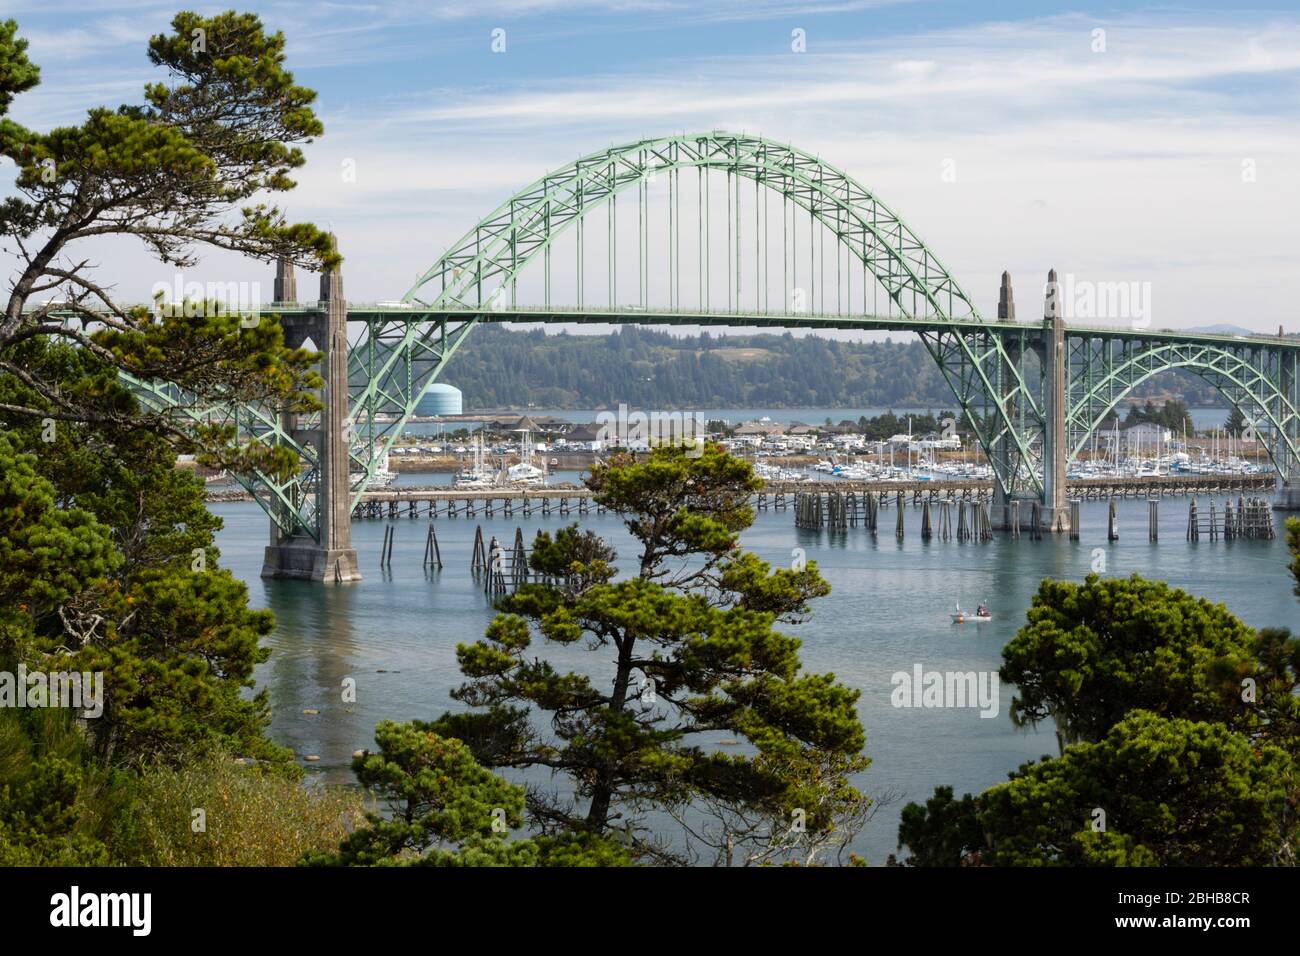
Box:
[3,8,1298,334]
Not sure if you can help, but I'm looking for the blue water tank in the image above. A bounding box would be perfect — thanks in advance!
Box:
[414,383,463,416]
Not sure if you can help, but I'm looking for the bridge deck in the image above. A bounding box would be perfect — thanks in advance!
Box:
[36,301,1289,350]
[260,303,1300,350]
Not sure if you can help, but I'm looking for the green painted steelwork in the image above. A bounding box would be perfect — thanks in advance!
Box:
[29,133,1300,544]
[122,367,321,536]
[1067,335,1300,477]
[398,132,1048,501]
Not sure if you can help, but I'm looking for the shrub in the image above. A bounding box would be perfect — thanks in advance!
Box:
[113,754,363,866]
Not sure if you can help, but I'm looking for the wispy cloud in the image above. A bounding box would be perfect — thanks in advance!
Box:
[2,5,1298,331]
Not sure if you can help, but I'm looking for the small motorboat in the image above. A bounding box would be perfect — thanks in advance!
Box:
[951,601,992,624]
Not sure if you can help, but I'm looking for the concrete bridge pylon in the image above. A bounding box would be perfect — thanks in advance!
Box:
[261,239,362,582]
[1042,269,1071,533]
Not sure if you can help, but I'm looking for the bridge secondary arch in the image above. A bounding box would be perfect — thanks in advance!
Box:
[1068,338,1300,479]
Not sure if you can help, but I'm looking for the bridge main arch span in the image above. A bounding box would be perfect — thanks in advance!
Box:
[381,132,1048,511]
[108,134,1300,579]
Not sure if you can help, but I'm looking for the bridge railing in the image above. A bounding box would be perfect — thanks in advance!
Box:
[258,301,1300,346]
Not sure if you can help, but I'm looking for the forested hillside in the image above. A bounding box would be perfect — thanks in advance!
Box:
[447,325,1225,409]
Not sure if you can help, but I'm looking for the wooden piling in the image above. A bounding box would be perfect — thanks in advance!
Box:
[423,522,442,569]
[471,525,486,575]
[511,527,527,586]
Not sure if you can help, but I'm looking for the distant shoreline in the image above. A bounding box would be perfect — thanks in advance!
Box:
[460,402,1231,415]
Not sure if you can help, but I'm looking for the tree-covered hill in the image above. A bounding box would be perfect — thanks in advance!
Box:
[446,325,1226,410]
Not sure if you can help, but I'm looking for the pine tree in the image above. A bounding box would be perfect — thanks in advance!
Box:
[432,444,870,865]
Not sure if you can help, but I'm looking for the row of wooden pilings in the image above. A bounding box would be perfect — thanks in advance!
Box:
[372,494,1278,583]
[794,491,1279,545]
[469,525,532,596]
[1186,496,1277,541]
[1074,495,1278,544]
[794,490,995,541]
[379,521,539,596]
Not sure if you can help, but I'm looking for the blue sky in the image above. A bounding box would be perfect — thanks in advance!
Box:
[2,0,1298,333]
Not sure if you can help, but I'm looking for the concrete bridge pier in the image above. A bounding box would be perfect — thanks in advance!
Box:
[989,269,1070,532]
[993,488,1047,531]
[1040,269,1071,532]
[261,243,362,582]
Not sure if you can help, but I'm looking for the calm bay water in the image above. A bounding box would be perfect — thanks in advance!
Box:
[213,486,1298,864]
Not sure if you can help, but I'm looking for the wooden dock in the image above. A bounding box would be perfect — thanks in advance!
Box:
[202,473,1277,520]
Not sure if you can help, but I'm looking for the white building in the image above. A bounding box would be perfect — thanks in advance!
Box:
[916,435,962,451]
[1123,422,1172,446]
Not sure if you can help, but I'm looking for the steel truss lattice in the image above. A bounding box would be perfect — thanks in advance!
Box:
[402,132,1046,499]
[1066,334,1300,480]
[104,134,1300,544]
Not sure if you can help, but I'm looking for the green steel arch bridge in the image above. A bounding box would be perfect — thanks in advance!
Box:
[112,132,1299,581]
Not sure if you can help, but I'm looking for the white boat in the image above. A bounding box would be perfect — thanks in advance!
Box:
[350,444,395,490]
[507,462,546,486]
[454,433,497,489]
[950,601,992,624]
[507,429,547,486]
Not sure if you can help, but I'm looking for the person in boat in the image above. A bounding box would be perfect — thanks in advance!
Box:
[976,601,988,618]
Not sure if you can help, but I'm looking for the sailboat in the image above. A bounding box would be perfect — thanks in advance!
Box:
[506,429,547,486]
[454,433,496,489]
